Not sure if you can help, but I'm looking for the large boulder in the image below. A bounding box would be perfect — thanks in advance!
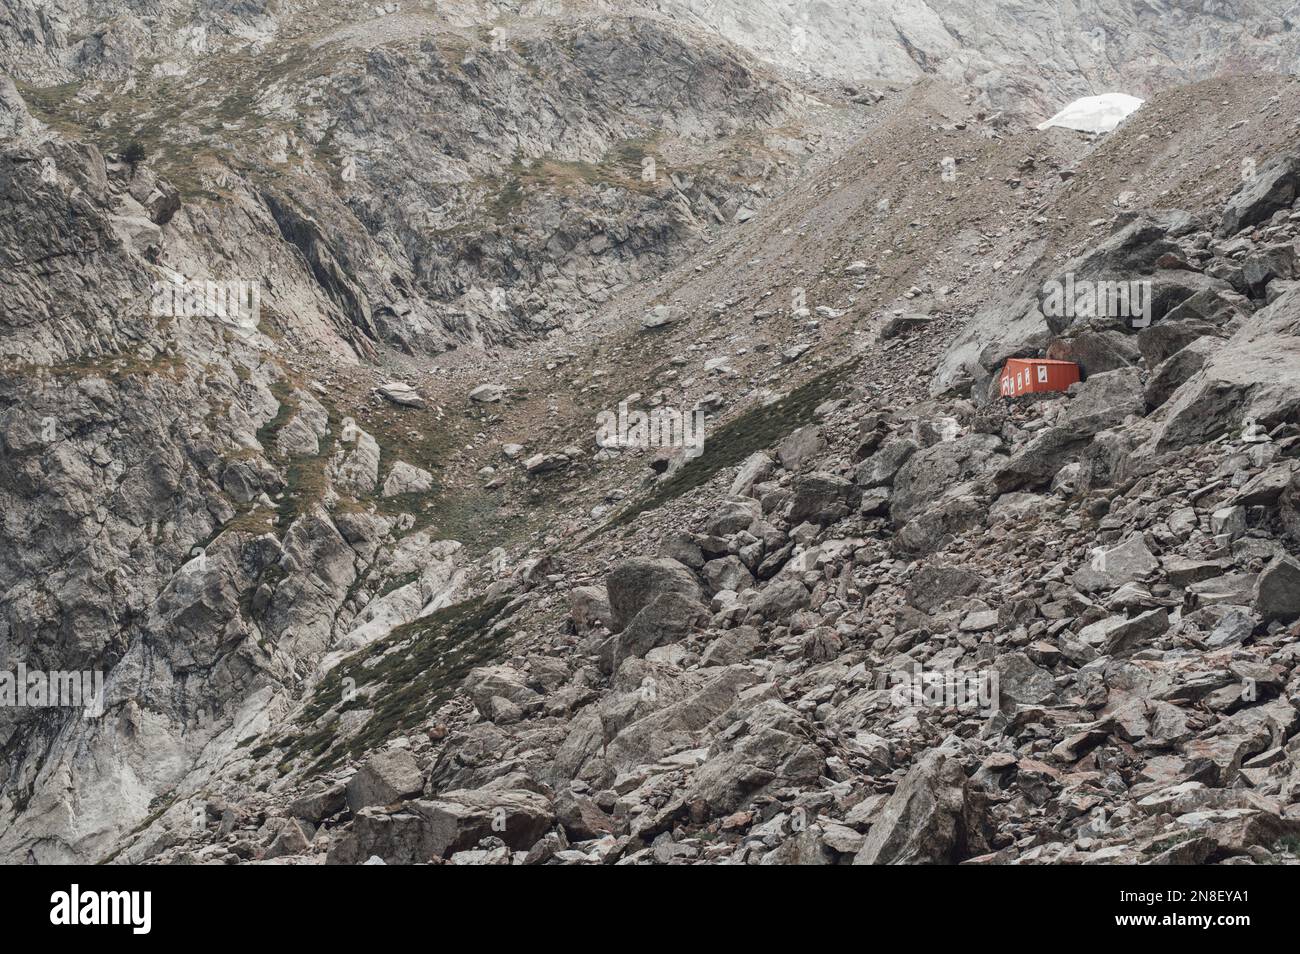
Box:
[785,472,860,525]
[731,451,775,497]
[995,651,1057,706]
[569,585,614,631]
[702,555,754,595]
[905,565,982,613]
[1138,318,1221,369]
[891,433,1002,522]
[1073,533,1159,592]
[1144,338,1215,409]
[1255,555,1300,622]
[345,749,426,813]
[381,461,434,497]
[993,368,1144,493]
[684,700,824,814]
[603,591,708,672]
[853,750,982,865]
[1076,608,1170,657]
[605,558,702,633]
[705,496,761,536]
[1045,329,1141,376]
[327,790,553,864]
[775,425,825,471]
[1217,154,1300,237]
[333,429,382,496]
[1039,211,1198,335]
[464,665,542,721]
[377,381,424,408]
[1243,243,1297,296]
[1144,288,1300,453]
[854,438,918,487]
[746,578,811,622]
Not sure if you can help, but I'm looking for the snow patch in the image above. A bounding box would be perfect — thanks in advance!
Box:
[1037,93,1144,134]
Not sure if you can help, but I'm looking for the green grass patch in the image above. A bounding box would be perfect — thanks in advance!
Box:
[255,378,298,450]
[271,596,514,775]
[600,359,858,533]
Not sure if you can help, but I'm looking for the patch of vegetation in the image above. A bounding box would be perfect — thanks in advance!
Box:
[1274,836,1300,857]
[276,430,337,528]
[485,135,663,220]
[339,396,523,557]
[601,359,859,533]
[14,80,82,117]
[487,167,526,220]
[122,139,147,168]
[272,596,514,775]
[3,350,188,385]
[376,569,420,598]
[98,791,179,864]
[255,378,298,450]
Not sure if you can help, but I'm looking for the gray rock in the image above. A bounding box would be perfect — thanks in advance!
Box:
[524,452,569,474]
[880,312,933,339]
[995,651,1056,706]
[328,790,553,864]
[1144,338,1216,409]
[853,750,978,865]
[289,783,348,824]
[785,472,860,525]
[685,700,823,814]
[854,438,918,487]
[605,591,708,672]
[1218,154,1300,237]
[1077,607,1170,656]
[730,451,775,497]
[702,555,755,594]
[1254,555,1300,622]
[606,557,703,632]
[468,383,506,403]
[1073,534,1159,592]
[569,585,614,631]
[905,565,982,613]
[701,626,762,666]
[345,749,427,813]
[892,433,1002,521]
[262,818,313,860]
[776,425,825,471]
[464,666,542,720]
[1137,317,1221,368]
[377,381,425,408]
[1243,243,1296,296]
[705,496,761,536]
[1206,607,1256,648]
[641,305,683,329]
[747,578,811,622]
[381,461,434,497]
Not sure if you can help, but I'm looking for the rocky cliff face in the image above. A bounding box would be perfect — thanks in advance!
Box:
[3,3,1300,865]
[644,0,1300,118]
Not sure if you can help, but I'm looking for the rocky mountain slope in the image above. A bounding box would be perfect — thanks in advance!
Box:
[2,3,1300,865]
[644,0,1300,119]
